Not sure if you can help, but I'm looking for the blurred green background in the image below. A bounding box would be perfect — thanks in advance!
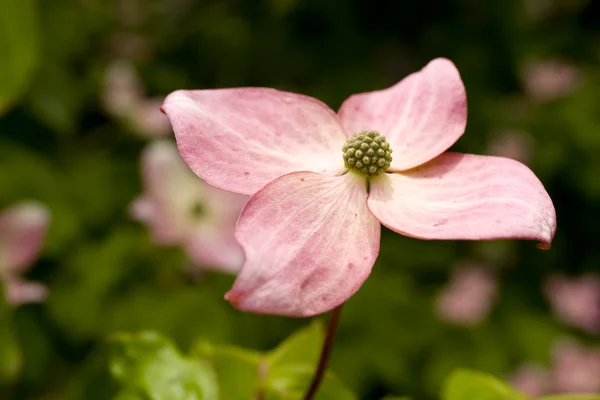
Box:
[1,0,600,399]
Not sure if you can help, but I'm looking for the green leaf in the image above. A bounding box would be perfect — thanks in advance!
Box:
[108,331,219,400]
[62,345,120,400]
[265,366,357,400]
[192,340,262,400]
[0,0,39,113]
[268,320,325,369]
[442,369,527,400]
[380,397,412,400]
[0,297,20,383]
[189,321,356,400]
[540,396,600,400]
[263,320,356,399]
[112,390,145,400]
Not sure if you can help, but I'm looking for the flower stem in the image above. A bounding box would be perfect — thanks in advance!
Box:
[303,304,344,400]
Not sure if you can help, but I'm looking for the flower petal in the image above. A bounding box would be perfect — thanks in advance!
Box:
[4,280,48,306]
[0,202,50,274]
[184,233,244,275]
[339,58,467,171]
[162,88,348,196]
[132,140,247,273]
[131,141,189,244]
[226,171,380,317]
[367,153,556,247]
[129,196,155,225]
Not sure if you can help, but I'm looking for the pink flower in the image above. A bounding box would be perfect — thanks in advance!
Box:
[551,339,600,393]
[0,202,50,306]
[102,61,170,138]
[435,264,497,326]
[545,274,600,334]
[521,59,580,102]
[130,98,172,137]
[508,364,552,398]
[131,140,247,274]
[102,61,143,117]
[162,58,556,317]
[487,129,535,164]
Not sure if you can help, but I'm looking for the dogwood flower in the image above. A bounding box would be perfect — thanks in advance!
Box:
[552,339,600,393]
[102,61,170,138]
[131,140,247,273]
[508,364,551,397]
[545,273,600,334]
[510,340,600,396]
[0,202,50,306]
[162,58,556,317]
[521,59,580,102]
[435,264,497,326]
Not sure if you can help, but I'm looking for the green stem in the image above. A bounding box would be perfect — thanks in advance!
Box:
[303,304,344,400]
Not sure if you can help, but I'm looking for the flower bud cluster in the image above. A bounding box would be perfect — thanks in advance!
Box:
[342,130,393,176]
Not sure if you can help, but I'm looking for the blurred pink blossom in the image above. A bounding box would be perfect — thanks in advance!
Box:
[102,61,143,116]
[487,129,535,164]
[0,202,50,306]
[545,274,600,334]
[102,61,170,137]
[552,339,600,393]
[521,59,580,102]
[510,339,600,396]
[508,364,552,398]
[130,98,172,137]
[435,264,497,326]
[131,140,247,274]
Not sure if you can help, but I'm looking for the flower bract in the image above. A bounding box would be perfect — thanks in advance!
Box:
[0,202,50,306]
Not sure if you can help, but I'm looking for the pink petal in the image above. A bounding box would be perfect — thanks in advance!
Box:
[552,339,600,393]
[130,98,171,138]
[4,280,48,306]
[184,233,244,275]
[435,264,497,326]
[226,171,380,317]
[129,196,155,223]
[183,185,248,274]
[521,59,580,103]
[544,274,600,333]
[339,58,467,171]
[102,60,143,116]
[508,364,551,398]
[130,195,179,245]
[162,88,348,196]
[132,141,247,274]
[133,140,213,245]
[0,202,50,274]
[367,153,556,247]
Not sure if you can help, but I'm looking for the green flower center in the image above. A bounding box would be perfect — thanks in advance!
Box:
[342,130,393,176]
[190,201,206,218]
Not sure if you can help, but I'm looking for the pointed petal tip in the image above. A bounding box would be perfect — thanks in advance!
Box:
[224,290,243,306]
[537,204,556,250]
[537,242,552,250]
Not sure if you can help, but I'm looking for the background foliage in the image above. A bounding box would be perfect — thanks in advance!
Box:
[1,0,600,399]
